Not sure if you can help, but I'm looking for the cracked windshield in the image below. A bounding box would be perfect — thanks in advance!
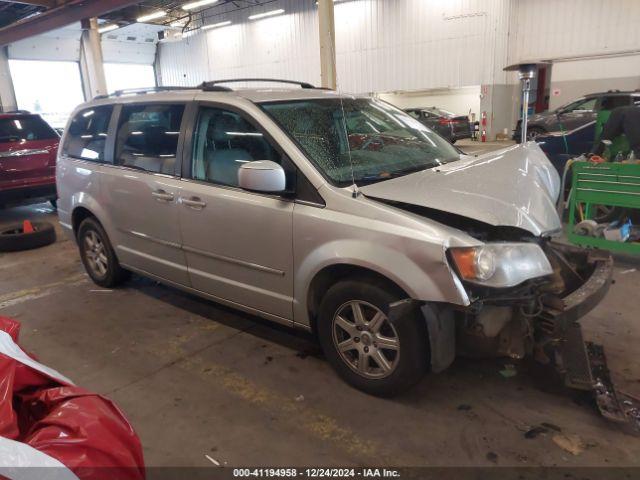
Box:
[261,98,460,186]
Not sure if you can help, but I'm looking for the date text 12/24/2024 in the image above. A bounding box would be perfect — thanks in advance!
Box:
[233,468,401,478]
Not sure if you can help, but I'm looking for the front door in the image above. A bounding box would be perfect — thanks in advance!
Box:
[178,105,294,320]
[101,103,190,286]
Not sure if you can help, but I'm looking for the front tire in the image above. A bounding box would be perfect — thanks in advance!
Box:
[526,127,546,141]
[77,217,130,288]
[317,278,429,396]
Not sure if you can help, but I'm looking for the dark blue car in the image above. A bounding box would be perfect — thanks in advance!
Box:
[535,121,595,175]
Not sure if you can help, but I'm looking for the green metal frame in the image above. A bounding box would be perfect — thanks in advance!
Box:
[567,161,640,254]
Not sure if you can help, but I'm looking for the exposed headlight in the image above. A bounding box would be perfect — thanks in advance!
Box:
[449,243,553,288]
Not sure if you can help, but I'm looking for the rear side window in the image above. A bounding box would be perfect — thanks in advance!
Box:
[63,106,113,162]
[599,95,631,111]
[115,104,184,175]
[0,115,57,143]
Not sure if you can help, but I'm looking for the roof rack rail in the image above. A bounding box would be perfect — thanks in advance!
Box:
[2,109,31,114]
[201,78,316,90]
[94,86,194,100]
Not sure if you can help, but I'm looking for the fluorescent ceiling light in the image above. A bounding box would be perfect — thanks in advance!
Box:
[248,9,285,20]
[136,10,167,23]
[202,20,231,30]
[98,24,119,34]
[183,0,219,10]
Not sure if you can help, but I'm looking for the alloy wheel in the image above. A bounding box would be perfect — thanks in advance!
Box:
[332,300,400,379]
[84,230,108,277]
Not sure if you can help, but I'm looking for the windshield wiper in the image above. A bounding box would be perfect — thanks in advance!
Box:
[356,163,437,185]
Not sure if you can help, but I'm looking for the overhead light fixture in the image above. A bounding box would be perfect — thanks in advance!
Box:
[182,0,219,10]
[248,9,285,20]
[98,24,119,34]
[136,10,167,23]
[202,20,231,30]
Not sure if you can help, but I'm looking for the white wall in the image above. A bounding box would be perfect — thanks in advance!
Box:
[549,56,640,109]
[158,0,513,92]
[509,0,640,63]
[8,23,160,65]
[377,86,481,118]
[509,0,640,109]
[8,24,81,62]
[158,0,319,88]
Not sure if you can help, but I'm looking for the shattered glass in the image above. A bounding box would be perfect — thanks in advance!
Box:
[261,98,460,187]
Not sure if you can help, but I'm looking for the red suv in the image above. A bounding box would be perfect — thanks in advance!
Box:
[0,111,59,208]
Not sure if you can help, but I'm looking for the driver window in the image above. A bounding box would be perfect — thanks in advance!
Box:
[191,107,282,187]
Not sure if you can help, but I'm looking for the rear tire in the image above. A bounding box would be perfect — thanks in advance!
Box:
[77,217,130,288]
[317,277,429,396]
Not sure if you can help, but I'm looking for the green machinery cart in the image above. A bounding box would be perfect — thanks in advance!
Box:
[567,161,640,254]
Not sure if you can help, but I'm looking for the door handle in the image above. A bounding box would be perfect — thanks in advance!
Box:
[182,196,207,209]
[152,189,175,202]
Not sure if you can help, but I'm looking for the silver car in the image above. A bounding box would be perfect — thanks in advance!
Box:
[56,80,612,396]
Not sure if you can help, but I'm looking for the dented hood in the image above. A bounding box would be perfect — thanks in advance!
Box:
[360,143,562,236]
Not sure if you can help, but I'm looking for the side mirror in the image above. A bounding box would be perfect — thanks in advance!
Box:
[238,160,286,193]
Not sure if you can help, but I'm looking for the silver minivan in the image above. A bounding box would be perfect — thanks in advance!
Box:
[57,80,612,396]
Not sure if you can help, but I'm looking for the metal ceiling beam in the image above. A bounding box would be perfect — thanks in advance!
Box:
[0,0,142,46]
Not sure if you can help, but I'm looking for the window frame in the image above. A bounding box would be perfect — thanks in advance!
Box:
[111,101,190,177]
[181,101,324,206]
[62,104,117,163]
[596,94,632,112]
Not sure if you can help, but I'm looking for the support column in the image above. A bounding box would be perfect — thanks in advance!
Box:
[79,18,107,99]
[0,46,17,112]
[480,83,520,141]
[317,0,337,90]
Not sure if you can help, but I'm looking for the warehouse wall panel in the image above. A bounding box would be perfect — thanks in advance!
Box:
[157,0,513,92]
[510,0,640,62]
[102,39,157,65]
[9,34,81,62]
[158,34,210,85]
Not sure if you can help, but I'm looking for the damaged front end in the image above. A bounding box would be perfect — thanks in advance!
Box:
[457,241,639,430]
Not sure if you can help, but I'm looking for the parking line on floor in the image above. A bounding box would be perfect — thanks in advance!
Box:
[0,274,88,309]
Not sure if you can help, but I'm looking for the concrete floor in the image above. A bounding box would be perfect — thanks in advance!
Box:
[456,138,517,156]
[1,170,640,469]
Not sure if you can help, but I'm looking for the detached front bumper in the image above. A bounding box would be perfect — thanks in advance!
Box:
[539,244,639,430]
[541,243,613,328]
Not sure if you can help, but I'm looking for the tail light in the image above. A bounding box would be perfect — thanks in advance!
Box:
[439,118,462,126]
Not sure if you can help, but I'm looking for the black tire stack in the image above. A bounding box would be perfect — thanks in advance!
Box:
[0,222,56,252]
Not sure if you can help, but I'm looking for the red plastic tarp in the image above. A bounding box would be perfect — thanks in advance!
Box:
[0,316,145,480]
